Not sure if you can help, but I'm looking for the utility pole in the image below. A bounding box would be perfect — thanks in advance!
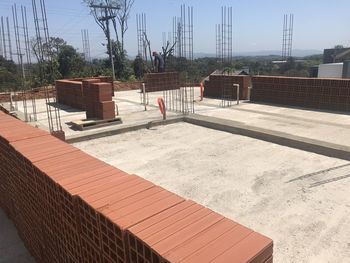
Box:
[90,4,120,83]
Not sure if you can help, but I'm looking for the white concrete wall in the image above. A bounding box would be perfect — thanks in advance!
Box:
[318,63,343,78]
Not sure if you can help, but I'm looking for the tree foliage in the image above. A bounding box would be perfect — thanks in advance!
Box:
[0,56,20,91]
[58,45,85,78]
[31,36,90,84]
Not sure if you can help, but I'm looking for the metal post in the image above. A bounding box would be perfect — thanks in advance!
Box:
[10,92,14,111]
[234,84,240,105]
[163,106,166,120]
[142,83,147,111]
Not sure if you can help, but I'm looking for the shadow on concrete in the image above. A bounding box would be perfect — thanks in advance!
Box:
[0,209,34,263]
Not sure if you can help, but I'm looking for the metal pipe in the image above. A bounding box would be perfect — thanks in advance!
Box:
[234,84,240,105]
[142,83,147,111]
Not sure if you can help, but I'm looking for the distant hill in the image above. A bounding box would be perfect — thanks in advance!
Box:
[125,49,323,60]
[194,49,322,58]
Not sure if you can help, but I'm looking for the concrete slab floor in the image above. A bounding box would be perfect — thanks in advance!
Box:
[197,102,350,148]
[74,123,350,263]
[0,209,34,263]
[110,89,350,148]
[8,89,350,147]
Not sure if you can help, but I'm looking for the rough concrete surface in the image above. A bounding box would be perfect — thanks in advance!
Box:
[3,89,350,262]
[0,209,34,263]
[197,100,350,148]
[74,123,350,263]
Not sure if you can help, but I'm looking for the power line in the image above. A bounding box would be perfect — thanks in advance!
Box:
[89,3,121,81]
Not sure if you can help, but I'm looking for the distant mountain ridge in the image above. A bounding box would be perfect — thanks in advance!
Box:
[125,49,323,59]
[193,49,323,58]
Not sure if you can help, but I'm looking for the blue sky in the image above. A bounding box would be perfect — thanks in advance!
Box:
[0,0,349,58]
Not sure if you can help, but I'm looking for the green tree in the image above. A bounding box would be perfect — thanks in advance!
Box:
[31,37,65,85]
[0,56,20,91]
[58,45,85,78]
[110,40,131,79]
[31,37,67,61]
[31,36,88,82]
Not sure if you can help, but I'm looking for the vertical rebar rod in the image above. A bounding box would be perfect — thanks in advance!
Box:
[172,17,175,57]
[42,0,62,130]
[221,7,224,63]
[230,7,232,61]
[136,13,147,60]
[23,5,37,121]
[224,6,226,62]
[32,0,53,131]
[86,29,91,62]
[81,29,91,62]
[13,4,29,121]
[288,14,294,57]
[141,14,145,59]
[136,14,141,56]
[81,30,85,60]
[0,23,3,57]
[282,15,284,59]
[218,6,233,63]
[6,17,13,61]
[40,0,56,128]
[282,14,287,59]
[23,6,31,64]
[12,5,20,65]
[188,6,191,61]
[143,13,147,61]
[182,4,185,59]
[215,24,218,60]
[190,6,193,61]
[1,17,7,59]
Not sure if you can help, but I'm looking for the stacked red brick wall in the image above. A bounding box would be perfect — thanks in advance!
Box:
[0,110,273,263]
[251,76,350,112]
[56,80,84,109]
[55,77,114,110]
[144,72,180,92]
[114,81,142,91]
[204,75,251,100]
[84,82,115,120]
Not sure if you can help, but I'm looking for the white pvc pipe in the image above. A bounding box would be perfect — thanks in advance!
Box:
[233,84,240,105]
[142,83,147,111]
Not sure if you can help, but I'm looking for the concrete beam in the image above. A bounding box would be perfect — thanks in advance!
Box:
[184,114,350,161]
[66,116,184,143]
